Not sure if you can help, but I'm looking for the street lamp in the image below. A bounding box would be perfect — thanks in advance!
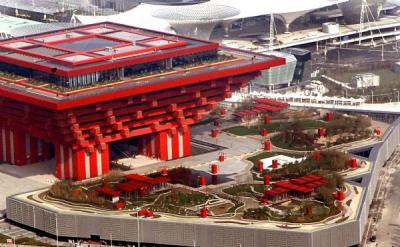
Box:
[55,214,59,247]
[134,207,141,247]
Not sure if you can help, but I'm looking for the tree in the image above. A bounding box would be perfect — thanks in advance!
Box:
[315,187,334,205]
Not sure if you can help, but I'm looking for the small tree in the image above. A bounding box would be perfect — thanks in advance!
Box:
[315,187,334,205]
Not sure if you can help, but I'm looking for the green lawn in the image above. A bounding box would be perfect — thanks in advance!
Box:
[270,134,318,151]
[223,119,325,136]
[244,200,341,223]
[223,184,265,198]
[149,190,214,215]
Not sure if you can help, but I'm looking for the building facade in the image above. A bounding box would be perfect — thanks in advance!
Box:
[0,22,284,180]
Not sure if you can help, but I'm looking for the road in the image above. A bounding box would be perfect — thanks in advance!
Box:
[364,146,400,246]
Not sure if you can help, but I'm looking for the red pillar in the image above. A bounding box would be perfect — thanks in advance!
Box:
[261,128,268,137]
[0,127,3,162]
[55,143,63,179]
[0,130,49,166]
[155,131,168,160]
[272,159,279,169]
[63,145,72,179]
[314,151,321,161]
[182,127,191,157]
[264,175,270,185]
[101,144,110,176]
[211,129,218,138]
[199,176,206,186]
[73,149,87,180]
[258,160,264,172]
[264,141,271,151]
[29,136,39,164]
[211,164,218,174]
[42,141,51,161]
[4,127,11,163]
[89,148,98,178]
[264,115,270,124]
[171,129,180,159]
[318,128,325,138]
[350,159,358,169]
[13,130,27,166]
[200,207,207,218]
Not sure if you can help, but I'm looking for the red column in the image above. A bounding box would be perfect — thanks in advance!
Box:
[73,149,87,180]
[4,127,11,163]
[55,143,62,179]
[155,131,168,160]
[0,127,3,162]
[29,136,39,164]
[146,134,153,158]
[137,135,144,155]
[89,148,98,178]
[13,130,27,166]
[55,144,110,180]
[42,141,51,161]
[182,127,191,157]
[63,145,72,179]
[171,129,179,159]
[101,144,110,175]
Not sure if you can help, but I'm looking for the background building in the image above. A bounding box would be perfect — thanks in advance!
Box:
[250,51,297,91]
[351,73,380,88]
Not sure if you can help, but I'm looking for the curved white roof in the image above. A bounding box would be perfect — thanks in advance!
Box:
[73,4,175,33]
[74,0,346,33]
[212,0,346,19]
[152,3,241,21]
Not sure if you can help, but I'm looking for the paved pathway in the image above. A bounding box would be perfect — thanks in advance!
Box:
[367,146,400,247]
[0,161,55,213]
[130,122,262,174]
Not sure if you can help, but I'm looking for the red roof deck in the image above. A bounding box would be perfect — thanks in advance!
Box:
[95,186,121,197]
[125,174,170,185]
[0,22,215,77]
[115,181,149,193]
[233,98,289,119]
[254,98,290,108]
[274,181,313,194]
[265,187,290,197]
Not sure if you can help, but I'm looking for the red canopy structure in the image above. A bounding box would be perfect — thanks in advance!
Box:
[233,98,289,120]
[95,186,121,197]
[254,98,290,108]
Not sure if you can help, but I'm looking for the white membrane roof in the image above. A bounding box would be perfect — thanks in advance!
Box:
[74,0,347,33]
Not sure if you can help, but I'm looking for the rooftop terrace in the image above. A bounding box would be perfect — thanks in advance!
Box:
[0,22,285,110]
[0,22,218,77]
